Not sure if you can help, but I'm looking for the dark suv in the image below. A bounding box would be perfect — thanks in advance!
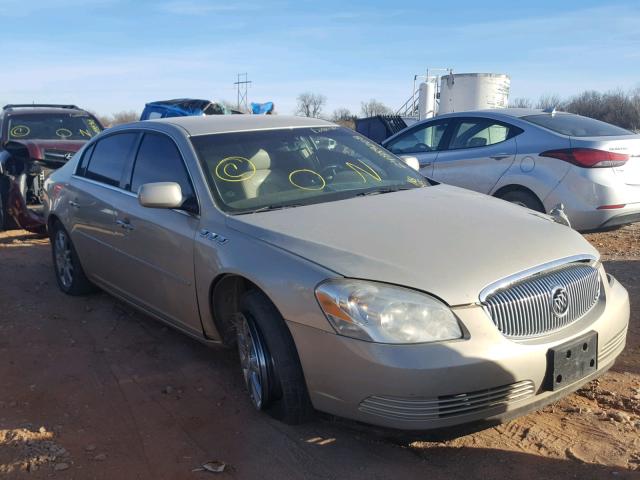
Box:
[0,104,103,232]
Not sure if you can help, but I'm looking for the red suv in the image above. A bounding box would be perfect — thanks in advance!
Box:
[0,104,103,232]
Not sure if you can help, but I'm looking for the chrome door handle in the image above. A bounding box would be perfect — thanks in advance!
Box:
[490,154,511,160]
[420,162,432,168]
[68,200,80,208]
[116,219,134,231]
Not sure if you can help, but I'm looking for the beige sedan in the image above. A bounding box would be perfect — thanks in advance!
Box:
[43,115,629,431]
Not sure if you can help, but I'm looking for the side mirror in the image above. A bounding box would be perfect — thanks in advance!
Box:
[138,182,183,209]
[400,155,420,171]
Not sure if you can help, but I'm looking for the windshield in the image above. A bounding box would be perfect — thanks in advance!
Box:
[191,126,429,213]
[7,113,103,141]
[523,113,633,137]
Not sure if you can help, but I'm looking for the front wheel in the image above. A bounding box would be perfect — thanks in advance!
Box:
[50,222,95,295]
[236,290,313,424]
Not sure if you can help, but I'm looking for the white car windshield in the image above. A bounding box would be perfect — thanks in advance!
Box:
[191,126,429,213]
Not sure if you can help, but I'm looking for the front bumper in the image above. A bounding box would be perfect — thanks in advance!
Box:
[289,273,629,431]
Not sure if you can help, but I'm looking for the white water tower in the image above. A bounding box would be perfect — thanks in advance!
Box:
[439,73,510,114]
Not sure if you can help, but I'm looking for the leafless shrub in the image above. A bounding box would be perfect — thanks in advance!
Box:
[509,97,533,108]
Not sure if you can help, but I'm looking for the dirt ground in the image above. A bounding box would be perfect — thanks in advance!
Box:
[0,224,639,480]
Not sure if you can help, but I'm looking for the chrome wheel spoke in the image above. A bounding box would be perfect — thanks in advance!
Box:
[236,313,270,410]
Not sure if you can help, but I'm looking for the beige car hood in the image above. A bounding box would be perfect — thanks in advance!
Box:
[227,185,599,306]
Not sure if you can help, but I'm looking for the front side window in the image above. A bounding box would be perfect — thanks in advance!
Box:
[522,113,633,137]
[85,133,137,187]
[7,113,103,141]
[385,122,449,154]
[191,126,430,214]
[129,133,197,211]
[448,119,516,150]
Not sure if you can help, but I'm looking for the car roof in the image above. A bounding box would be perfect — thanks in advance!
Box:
[437,108,569,119]
[2,107,90,116]
[149,115,335,136]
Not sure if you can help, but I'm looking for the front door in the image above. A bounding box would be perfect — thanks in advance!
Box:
[109,131,202,332]
[383,119,451,178]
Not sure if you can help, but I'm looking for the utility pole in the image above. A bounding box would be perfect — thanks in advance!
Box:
[234,73,251,112]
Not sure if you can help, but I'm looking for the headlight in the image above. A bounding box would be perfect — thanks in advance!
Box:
[315,279,462,344]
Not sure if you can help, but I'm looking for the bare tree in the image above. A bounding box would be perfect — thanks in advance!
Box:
[110,111,139,126]
[295,92,326,118]
[509,97,533,108]
[331,108,356,129]
[564,89,640,131]
[360,99,392,117]
[536,94,563,110]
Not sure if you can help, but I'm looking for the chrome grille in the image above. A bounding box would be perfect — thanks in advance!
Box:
[359,380,535,421]
[483,263,601,338]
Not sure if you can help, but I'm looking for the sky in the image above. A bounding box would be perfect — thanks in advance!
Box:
[1,0,639,117]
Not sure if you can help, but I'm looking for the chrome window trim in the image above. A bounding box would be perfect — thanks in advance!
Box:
[71,174,200,218]
[72,174,137,197]
[478,254,599,303]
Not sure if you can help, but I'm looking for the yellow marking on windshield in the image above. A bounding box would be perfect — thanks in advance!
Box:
[215,156,256,182]
[79,129,92,138]
[407,176,422,186]
[345,160,382,183]
[56,128,73,139]
[10,125,30,137]
[289,169,326,191]
[87,119,101,134]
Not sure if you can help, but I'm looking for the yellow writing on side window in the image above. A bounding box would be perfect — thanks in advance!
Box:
[215,157,257,182]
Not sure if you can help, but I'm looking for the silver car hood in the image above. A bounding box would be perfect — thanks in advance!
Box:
[227,185,599,306]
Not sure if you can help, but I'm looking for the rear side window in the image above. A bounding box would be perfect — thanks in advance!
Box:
[85,133,137,187]
[130,133,196,209]
[523,114,633,137]
[76,143,95,176]
[448,119,521,150]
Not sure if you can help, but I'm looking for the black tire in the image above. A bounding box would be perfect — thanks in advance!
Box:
[0,175,9,231]
[238,289,314,424]
[50,221,96,295]
[498,189,545,213]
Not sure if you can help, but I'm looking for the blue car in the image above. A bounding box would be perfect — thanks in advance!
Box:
[140,99,236,120]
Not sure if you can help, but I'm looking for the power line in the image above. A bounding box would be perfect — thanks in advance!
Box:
[234,73,252,112]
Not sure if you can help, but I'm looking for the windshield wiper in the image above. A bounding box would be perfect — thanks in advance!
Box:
[355,186,413,197]
[237,203,304,214]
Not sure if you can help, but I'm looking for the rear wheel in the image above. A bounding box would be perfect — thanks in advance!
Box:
[236,290,313,424]
[50,221,95,295]
[498,189,545,213]
[0,176,9,231]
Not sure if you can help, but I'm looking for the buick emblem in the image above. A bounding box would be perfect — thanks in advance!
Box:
[551,286,569,317]
[64,153,74,160]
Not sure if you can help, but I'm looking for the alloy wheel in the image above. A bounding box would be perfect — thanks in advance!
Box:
[236,313,271,410]
[54,229,74,289]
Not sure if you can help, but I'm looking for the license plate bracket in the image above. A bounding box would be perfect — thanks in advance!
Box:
[546,331,598,391]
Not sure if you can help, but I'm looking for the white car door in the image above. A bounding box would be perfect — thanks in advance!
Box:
[432,118,521,193]
[383,119,452,178]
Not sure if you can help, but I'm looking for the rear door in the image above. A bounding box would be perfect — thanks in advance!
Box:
[108,131,202,332]
[383,119,452,177]
[432,117,521,193]
[68,132,139,286]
